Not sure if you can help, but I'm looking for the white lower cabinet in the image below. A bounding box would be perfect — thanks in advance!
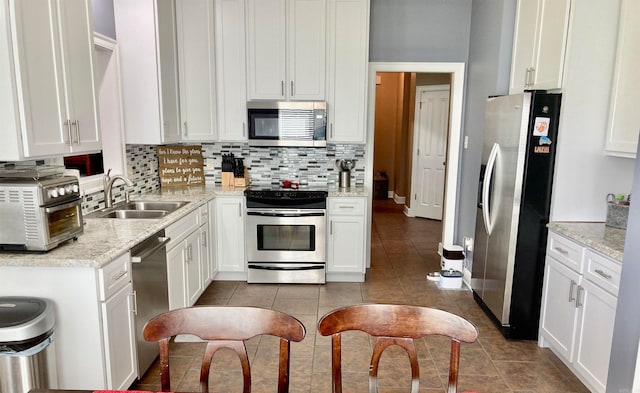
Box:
[0,252,136,390]
[166,207,205,310]
[100,282,137,389]
[539,231,621,393]
[326,197,366,282]
[214,196,246,280]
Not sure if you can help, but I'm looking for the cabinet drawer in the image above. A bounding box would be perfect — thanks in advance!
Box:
[198,203,209,226]
[328,197,365,215]
[166,209,199,249]
[547,232,584,273]
[98,252,131,301]
[584,249,621,296]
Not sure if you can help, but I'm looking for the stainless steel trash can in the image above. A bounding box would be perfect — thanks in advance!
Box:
[0,297,57,393]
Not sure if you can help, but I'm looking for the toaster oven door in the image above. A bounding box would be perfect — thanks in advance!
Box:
[45,199,83,245]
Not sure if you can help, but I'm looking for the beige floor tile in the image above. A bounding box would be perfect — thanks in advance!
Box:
[131,199,587,393]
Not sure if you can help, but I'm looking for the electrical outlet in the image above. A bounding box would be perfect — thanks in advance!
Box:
[206,158,215,169]
[149,160,157,172]
[463,237,474,252]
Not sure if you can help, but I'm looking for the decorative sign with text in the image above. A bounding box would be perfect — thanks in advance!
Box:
[157,145,205,187]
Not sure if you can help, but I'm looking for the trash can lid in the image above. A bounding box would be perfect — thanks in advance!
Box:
[0,297,55,343]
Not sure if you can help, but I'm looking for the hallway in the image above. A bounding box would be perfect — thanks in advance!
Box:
[132,199,589,392]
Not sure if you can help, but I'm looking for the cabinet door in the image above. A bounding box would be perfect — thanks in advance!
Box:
[59,0,101,152]
[215,0,248,141]
[10,0,99,157]
[215,197,246,272]
[166,243,187,310]
[509,0,539,93]
[539,257,581,362]
[288,0,325,100]
[246,0,286,100]
[326,0,369,143]
[605,0,640,158]
[157,0,181,143]
[185,230,203,306]
[327,215,365,273]
[573,279,617,393]
[531,0,571,90]
[208,199,218,279]
[176,0,217,141]
[101,283,137,389]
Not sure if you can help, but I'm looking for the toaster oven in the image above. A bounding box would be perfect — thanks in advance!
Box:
[0,176,83,251]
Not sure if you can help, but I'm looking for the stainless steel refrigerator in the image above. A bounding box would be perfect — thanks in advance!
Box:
[472,91,562,340]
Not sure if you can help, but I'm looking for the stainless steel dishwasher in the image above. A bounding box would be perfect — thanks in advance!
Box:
[130,230,170,378]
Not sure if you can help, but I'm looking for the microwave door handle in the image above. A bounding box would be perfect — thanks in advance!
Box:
[44,199,81,214]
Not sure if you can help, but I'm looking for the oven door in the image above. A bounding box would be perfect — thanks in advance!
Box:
[44,198,84,247]
[246,208,326,263]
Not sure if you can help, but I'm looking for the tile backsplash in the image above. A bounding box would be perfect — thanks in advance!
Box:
[82,143,366,214]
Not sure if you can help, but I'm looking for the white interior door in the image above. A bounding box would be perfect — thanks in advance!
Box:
[411,85,450,220]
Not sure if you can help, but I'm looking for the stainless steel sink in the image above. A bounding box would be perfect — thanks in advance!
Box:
[116,201,189,212]
[87,200,190,219]
[99,210,169,219]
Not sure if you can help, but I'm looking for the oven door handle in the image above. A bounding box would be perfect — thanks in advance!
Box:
[247,212,325,217]
[248,264,325,271]
[44,199,81,214]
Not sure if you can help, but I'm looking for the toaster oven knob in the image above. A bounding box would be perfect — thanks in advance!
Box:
[72,184,79,193]
[58,187,66,196]
[49,189,59,198]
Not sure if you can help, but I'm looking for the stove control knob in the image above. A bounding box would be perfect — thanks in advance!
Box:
[65,185,73,193]
[58,187,66,196]
[49,189,59,198]
[72,184,79,193]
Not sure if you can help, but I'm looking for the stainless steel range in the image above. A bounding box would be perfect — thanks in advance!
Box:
[245,187,328,284]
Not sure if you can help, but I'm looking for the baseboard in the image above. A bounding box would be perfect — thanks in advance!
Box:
[393,193,406,204]
[403,205,415,217]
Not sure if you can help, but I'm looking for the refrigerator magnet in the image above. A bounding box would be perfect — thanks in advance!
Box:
[533,117,550,136]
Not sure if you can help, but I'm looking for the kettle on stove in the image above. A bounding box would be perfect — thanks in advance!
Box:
[335,159,357,189]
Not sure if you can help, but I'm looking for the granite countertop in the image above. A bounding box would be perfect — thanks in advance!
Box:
[548,221,626,262]
[0,185,367,268]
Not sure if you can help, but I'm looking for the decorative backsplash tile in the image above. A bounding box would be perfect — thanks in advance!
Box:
[200,143,366,187]
[82,145,160,214]
[81,143,366,214]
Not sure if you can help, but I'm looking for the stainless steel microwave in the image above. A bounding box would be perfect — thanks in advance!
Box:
[247,101,326,147]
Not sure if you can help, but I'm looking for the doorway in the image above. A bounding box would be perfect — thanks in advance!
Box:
[365,62,465,267]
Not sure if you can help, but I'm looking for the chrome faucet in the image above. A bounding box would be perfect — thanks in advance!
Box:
[103,169,134,208]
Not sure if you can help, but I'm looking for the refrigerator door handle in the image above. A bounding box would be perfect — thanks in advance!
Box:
[482,143,499,235]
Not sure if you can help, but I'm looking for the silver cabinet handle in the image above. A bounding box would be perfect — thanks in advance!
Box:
[530,67,536,86]
[339,205,355,209]
[242,122,246,137]
[281,80,284,96]
[330,220,333,235]
[555,247,569,255]
[239,203,242,217]
[131,290,138,315]
[183,121,188,135]
[111,270,127,282]
[74,120,80,144]
[64,120,73,146]
[202,231,207,247]
[290,80,294,96]
[575,286,584,308]
[568,280,577,302]
[330,123,334,138]
[594,269,612,279]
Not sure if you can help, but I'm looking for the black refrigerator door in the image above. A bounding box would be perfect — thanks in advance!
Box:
[509,91,562,339]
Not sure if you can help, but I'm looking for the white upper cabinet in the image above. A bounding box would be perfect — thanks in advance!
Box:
[246,0,326,101]
[215,0,248,141]
[176,0,217,142]
[605,0,640,158]
[113,0,181,145]
[326,0,369,143]
[509,0,571,94]
[0,0,100,160]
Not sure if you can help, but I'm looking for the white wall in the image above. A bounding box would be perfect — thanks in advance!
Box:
[550,0,635,221]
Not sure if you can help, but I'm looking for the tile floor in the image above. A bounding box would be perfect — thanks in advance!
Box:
[132,199,590,392]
